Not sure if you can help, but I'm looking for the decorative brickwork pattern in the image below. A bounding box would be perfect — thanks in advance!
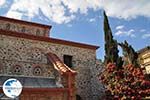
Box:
[0,19,50,36]
[0,33,104,100]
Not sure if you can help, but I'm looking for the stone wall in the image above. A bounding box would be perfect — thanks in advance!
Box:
[0,34,55,78]
[0,34,104,100]
[0,19,50,36]
[90,60,105,100]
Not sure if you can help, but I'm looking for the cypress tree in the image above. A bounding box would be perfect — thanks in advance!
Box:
[103,11,122,67]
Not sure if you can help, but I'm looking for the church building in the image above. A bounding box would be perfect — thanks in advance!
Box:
[0,16,103,100]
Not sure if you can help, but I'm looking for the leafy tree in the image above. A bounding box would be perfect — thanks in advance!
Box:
[100,11,150,99]
[100,63,150,99]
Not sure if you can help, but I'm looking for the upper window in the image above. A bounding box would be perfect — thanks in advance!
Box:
[63,55,73,68]
[5,23,10,30]
[27,48,42,61]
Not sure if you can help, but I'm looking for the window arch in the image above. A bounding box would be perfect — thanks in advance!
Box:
[33,66,43,76]
[13,65,22,75]
[5,23,10,30]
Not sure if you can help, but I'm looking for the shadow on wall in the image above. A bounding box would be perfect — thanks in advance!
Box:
[76,95,82,100]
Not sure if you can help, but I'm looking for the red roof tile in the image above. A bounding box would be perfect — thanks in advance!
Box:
[47,52,76,75]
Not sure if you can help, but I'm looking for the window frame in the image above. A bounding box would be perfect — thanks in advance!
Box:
[63,55,73,68]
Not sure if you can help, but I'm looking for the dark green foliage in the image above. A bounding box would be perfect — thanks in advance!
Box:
[118,40,139,67]
[103,11,123,67]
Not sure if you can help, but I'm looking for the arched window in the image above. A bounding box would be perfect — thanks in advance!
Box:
[21,26,26,33]
[33,66,43,76]
[36,29,41,36]
[13,65,22,75]
[5,23,10,30]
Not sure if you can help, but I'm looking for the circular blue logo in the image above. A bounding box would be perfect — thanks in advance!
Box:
[2,78,22,98]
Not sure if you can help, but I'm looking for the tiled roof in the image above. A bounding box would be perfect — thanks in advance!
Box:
[0,16,51,29]
[137,46,150,54]
[47,52,77,75]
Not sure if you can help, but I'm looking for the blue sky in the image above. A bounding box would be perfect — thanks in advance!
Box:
[0,0,150,60]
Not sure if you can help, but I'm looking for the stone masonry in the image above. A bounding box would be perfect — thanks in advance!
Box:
[0,17,104,100]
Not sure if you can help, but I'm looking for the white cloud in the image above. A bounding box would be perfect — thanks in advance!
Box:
[115,30,123,36]
[142,33,150,39]
[115,25,135,37]
[127,29,135,35]
[5,0,75,24]
[140,29,146,32]
[89,18,96,22]
[67,24,72,27]
[62,0,150,20]
[1,0,150,24]
[62,0,101,14]
[102,0,150,20]
[6,11,22,19]
[116,25,124,30]
[0,0,6,6]
[115,24,135,38]
[130,34,136,38]
[115,29,135,38]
